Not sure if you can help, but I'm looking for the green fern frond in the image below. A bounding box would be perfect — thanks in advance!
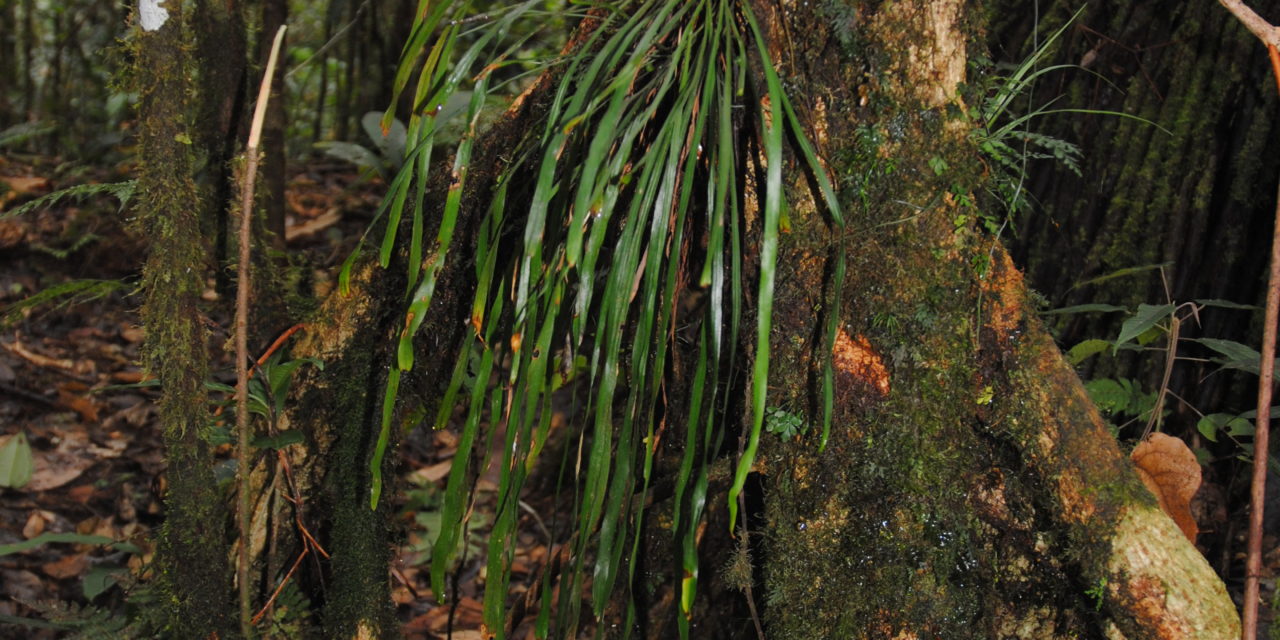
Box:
[2,180,136,221]
[2,278,132,328]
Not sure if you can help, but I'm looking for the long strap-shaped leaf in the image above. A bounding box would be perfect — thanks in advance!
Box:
[728,1,784,533]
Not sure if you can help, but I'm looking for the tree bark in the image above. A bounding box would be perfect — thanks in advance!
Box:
[749,1,1238,636]
[133,3,237,635]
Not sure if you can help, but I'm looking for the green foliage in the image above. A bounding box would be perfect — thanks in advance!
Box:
[315,111,408,178]
[257,580,314,639]
[0,532,139,557]
[0,122,57,149]
[2,279,131,328]
[765,407,807,442]
[354,0,846,636]
[15,601,128,640]
[1196,412,1253,444]
[0,431,33,488]
[1,181,136,222]
[1114,303,1175,352]
[1083,378,1158,421]
[966,8,1164,224]
[207,353,323,424]
[1053,269,1265,452]
[0,532,141,612]
[1084,576,1108,611]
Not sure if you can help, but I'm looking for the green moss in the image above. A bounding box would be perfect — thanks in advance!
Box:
[292,297,398,636]
[751,1,1164,635]
[131,4,236,636]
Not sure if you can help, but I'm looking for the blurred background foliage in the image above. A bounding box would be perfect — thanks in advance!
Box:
[0,0,569,167]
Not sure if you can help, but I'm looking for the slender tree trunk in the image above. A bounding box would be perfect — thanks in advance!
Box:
[21,0,34,119]
[193,0,248,298]
[133,3,237,635]
[0,0,12,117]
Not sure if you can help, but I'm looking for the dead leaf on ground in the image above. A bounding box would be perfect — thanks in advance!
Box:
[1131,433,1201,542]
[41,552,88,579]
[1,569,45,602]
[0,175,51,195]
[0,221,23,249]
[22,511,46,538]
[407,460,453,485]
[286,208,342,242]
[4,336,76,371]
[26,424,124,492]
[56,382,99,422]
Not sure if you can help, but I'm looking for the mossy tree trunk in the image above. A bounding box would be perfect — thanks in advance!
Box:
[743,1,1238,637]
[182,0,1243,637]
[133,3,237,636]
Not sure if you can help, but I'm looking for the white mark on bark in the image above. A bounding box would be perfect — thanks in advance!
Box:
[139,0,169,32]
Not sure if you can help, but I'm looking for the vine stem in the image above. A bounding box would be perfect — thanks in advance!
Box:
[237,25,287,639]
[1243,40,1280,640]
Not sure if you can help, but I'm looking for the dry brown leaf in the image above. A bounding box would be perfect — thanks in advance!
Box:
[57,383,100,422]
[0,221,24,249]
[1131,433,1201,542]
[0,175,51,195]
[22,511,46,539]
[41,552,88,579]
[4,336,76,370]
[406,460,453,485]
[1,569,45,602]
[26,424,120,491]
[285,208,342,242]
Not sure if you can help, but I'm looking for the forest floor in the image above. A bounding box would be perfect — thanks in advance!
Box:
[0,154,559,639]
[0,152,1270,636]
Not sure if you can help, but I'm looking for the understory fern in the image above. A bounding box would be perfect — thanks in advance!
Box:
[347,1,844,636]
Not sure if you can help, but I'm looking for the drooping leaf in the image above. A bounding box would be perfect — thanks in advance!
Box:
[1070,262,1171,291]
[1193,298,1258,311]
[0,532,138,557]
[1067,338,1112,365]
[1190,337,1273,375]
[1043,303,1126,315]
[1114,303,1174,351]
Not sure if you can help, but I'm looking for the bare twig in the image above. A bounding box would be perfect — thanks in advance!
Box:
[251,547,309,626]
[1218,0,1280,49]
[1215,7,1280,639]
[1244,45,1280,639]
[1242,32,1280,640]
[237,25,287,639]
